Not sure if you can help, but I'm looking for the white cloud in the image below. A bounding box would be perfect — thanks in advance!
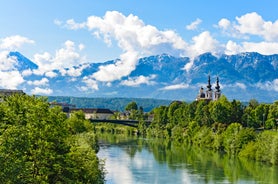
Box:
[60,63,89,77]
[120,75,156,87]
[184,31,220,72]
[0,35,34,50]
[27,78,49,86]
[235,12,278,41]
[45,71,58,78]
[0,51,18,70]
[186,18,202,30]
[256,79,278,92]
[189,31,220,57]
[31,87,53,95]
[54,19,62,26]
[22,69,33,76]
[225,40,278,55]
[235,82,247,90]
[218,12,278,42]
[0,71,24,89]
[80,76,99,91]
[66,19,86,30]
[64,11,188,82]
[225,40,243,55]
[161,83,189,90]
[33,40,86,76]
[78,44,85,51]
[218,18,231,30]
[92,51,139,82]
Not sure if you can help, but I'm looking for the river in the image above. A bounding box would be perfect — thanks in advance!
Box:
[97,134,278,184]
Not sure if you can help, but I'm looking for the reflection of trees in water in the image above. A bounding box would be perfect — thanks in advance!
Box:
[98,134,278,184]
[148,139,278,184]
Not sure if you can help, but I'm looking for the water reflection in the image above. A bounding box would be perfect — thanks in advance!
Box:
[97,134,278,184]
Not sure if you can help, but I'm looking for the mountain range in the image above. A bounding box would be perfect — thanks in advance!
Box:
[5,51,278,102]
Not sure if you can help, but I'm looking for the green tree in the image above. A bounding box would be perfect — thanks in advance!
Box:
[254,104,269,129]
[0,94,105,183]
[194,100,212,126]
[210,96,232,124]
[223,123,255,155]
[230,100,244,124]
[125,101,138,111]
[266,101,278,129]
[167,101,182,125]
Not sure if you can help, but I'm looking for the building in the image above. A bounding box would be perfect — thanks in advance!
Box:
[196,76,221,101]
[69,108,114,120]
[49,102,76,113]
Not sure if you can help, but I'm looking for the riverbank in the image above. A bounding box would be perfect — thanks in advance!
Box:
[97,133,278,184]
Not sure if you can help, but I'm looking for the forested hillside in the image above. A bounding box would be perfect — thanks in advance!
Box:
[47,96,172,112]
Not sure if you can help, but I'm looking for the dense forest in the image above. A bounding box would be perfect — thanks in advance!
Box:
[97,96,278,165]
[143,96,278,164]
[47,96,171,112]
[0,94,105,183]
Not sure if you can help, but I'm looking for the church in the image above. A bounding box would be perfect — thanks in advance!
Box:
[196,76,221,101]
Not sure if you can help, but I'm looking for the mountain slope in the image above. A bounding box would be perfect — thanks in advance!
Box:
[5,51,278,102]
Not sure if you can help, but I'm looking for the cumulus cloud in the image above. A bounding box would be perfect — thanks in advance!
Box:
[120,75,156,87]
[189,31,219,56]
[184,31,220,71]
[218,12,278,55]
[225,40,278,55]
[22,69,33,77]
[0,71,24,89]
[31,87,53,95]
[0,35,34,50]
[186,18,202,30]
[33,40,87,76]
[27,78,49,86]
[235,12,278,41]
[92,51,139,82]
[160,83,189,90]
[218,18,231,30]
[64,11,188,82]
[80,76,99,91]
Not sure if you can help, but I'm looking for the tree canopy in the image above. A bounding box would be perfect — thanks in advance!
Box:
[0,94,105,183]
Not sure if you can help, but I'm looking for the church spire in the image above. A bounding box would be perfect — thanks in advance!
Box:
[206,75,213,100]
[214,77,221,100]
[215,77,220,92]
[207,75,212,91]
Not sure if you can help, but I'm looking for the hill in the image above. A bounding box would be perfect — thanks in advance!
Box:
[47,96,172,112]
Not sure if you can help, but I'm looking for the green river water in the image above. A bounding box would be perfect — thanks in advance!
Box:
[97,134,278,184]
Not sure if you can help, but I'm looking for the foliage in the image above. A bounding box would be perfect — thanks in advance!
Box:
[145,95,278,165]
[47,96,171,112]
[222,123,256,155]
[125,101,138,111]
[0,94,105,183]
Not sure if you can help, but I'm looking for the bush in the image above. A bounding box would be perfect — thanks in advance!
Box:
[223,123,255,156]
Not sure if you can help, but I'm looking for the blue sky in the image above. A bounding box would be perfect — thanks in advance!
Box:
[1,0,277,61]
[1,0,278,94]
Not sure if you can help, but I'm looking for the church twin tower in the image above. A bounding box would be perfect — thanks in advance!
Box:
[196,76,221,101]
